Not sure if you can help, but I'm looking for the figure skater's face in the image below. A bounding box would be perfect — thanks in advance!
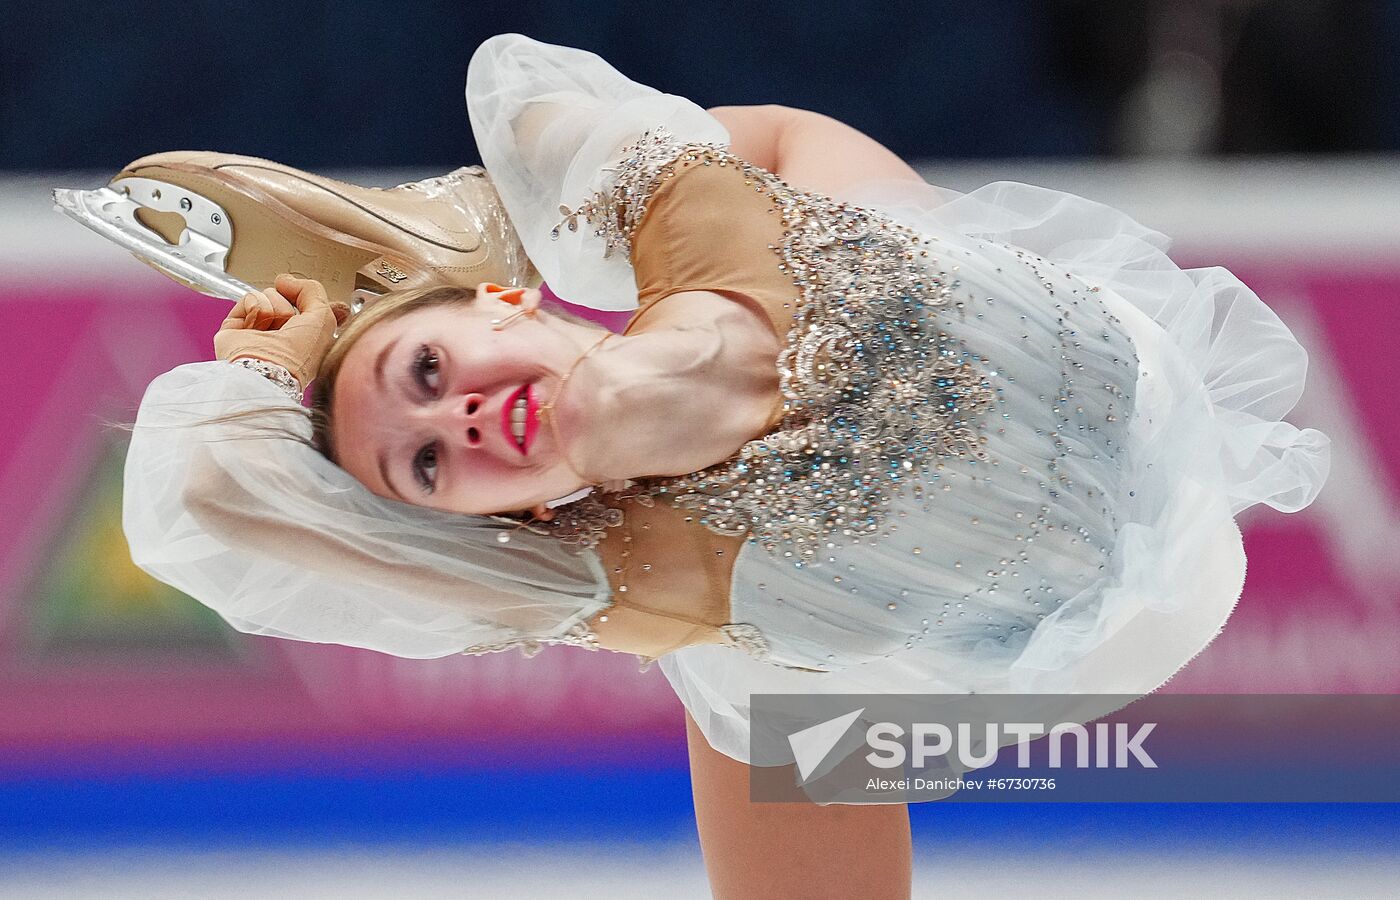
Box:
[329,284,600,517]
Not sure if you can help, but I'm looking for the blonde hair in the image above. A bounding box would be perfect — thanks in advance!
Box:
[146,284,598,460]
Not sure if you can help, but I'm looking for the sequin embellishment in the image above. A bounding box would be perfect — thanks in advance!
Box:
[526,481,657,549]
[718,623,773,660]
[549,129,997,566]
[459,616,601,659]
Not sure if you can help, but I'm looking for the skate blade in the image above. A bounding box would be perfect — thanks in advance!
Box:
[52,179,254,302]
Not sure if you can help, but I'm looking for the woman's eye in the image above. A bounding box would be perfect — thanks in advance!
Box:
[413,443,439,493]
[412,345,441,394]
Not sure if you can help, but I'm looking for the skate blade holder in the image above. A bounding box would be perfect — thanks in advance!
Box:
[52,177,253,302]
[348,286,383,315]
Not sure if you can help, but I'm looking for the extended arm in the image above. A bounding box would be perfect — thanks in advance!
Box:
[708,104,926,198]
[124,347,612,659]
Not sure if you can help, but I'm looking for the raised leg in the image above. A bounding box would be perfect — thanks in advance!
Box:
[685,712,913,900]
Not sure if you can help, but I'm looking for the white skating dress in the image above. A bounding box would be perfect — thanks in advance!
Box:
[466,34,1331,765]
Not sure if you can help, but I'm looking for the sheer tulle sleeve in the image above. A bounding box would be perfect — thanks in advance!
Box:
[466,33,729,311]
[123,362,613,658]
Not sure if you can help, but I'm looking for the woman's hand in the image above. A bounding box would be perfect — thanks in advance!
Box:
[213,274,349,387]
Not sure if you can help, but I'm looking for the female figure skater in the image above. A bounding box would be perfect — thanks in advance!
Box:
[96,33,1327,897]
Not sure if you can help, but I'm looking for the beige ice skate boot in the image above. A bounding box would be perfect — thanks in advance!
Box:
[54,153,538,313]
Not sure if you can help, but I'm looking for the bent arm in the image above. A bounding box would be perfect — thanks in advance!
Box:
[122,362,612,658]
[708,104,925,197]
[183,446,502,609]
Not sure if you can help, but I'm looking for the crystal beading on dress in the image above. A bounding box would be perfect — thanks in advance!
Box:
[546,128,1001,567]
[230,357,303,402]
[518,124,1148,673]
[462,109,1149,669]
[459,616,602,660]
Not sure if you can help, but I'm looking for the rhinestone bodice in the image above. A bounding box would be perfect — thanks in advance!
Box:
[464,129,1023,669]
[612,135,996,565]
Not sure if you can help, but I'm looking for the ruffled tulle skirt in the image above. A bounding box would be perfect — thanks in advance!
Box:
[658,179,1331,771]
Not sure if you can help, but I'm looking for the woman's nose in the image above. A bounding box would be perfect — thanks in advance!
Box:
[454,392,488,448]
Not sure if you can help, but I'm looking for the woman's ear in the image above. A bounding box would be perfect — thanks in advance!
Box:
[529,503,557,522]
[519,287,545,320]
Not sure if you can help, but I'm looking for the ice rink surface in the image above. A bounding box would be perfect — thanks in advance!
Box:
[2,844,1398,899]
